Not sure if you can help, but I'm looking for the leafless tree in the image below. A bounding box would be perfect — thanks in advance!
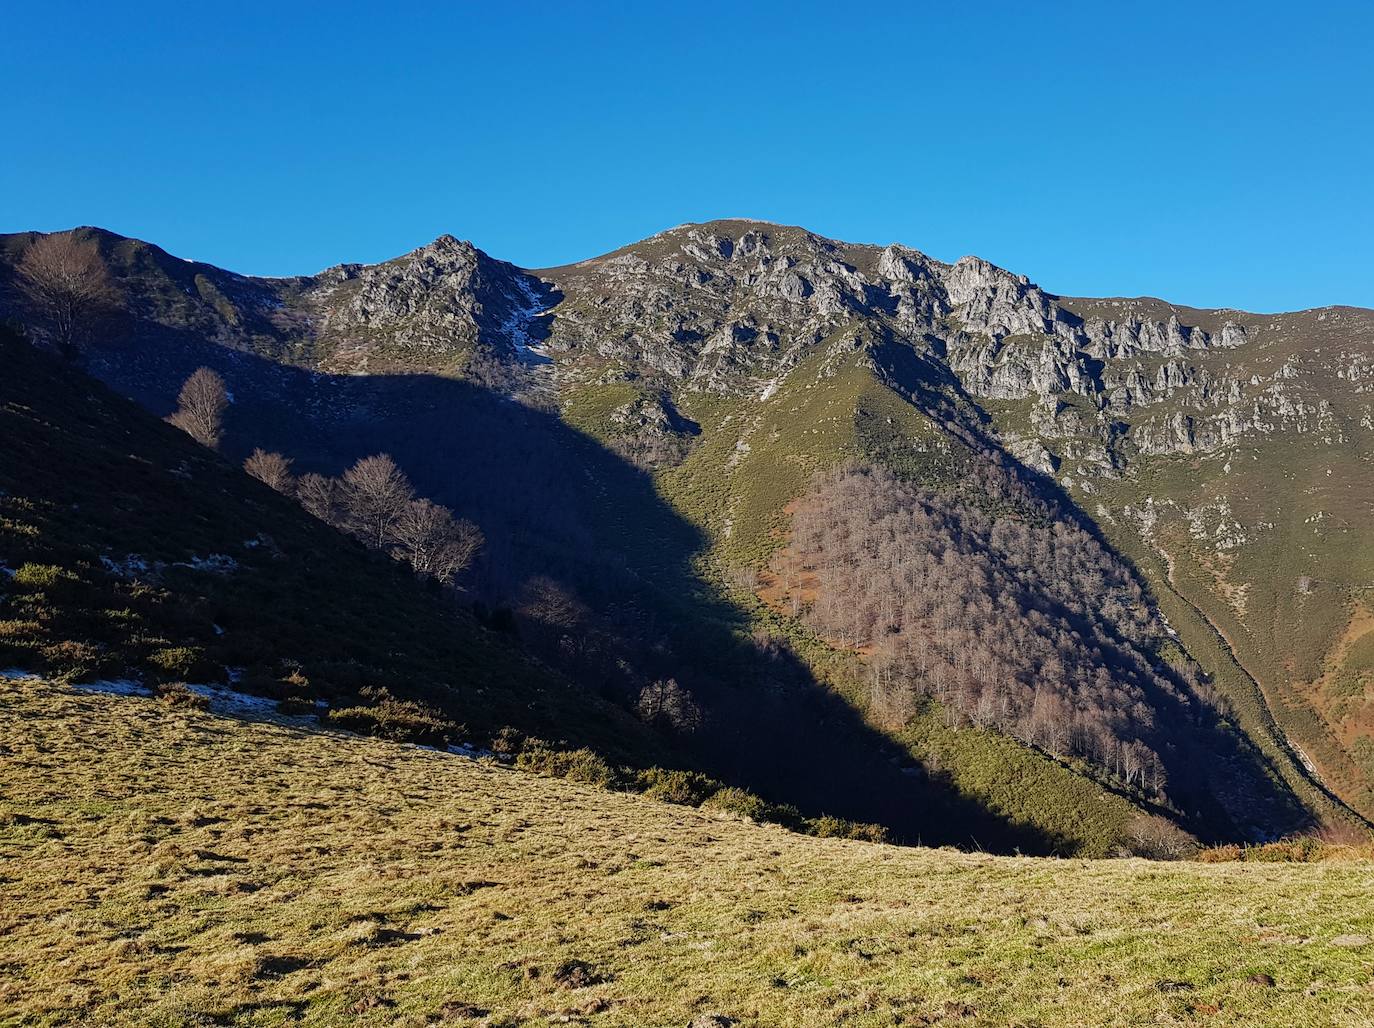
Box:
[1115,814,1198,860]
[519,575,588,633]
[14,233,120,356]
[243,448,294,492]
[167,367,228,449]
[391,498,483,584]
[340,453,415,550]
[636,677,703,734]
[296,472,340,525]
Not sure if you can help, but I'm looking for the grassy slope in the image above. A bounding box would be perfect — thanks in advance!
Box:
[556,349,1179,856]
[975,312,1374,831]
[0,331,656,762]
[4,679,1374,1028]
[1089,466,1367,833]
[1135,312,1373,818]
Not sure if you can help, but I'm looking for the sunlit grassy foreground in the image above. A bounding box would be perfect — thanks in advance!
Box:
[3,680,1374,1027]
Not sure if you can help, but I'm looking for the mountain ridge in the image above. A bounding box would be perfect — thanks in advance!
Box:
[15,220,1370,320]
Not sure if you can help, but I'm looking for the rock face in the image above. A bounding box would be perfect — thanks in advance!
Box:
[527,220,1363,475]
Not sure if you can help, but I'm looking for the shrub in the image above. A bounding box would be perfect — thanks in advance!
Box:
[12,563,69,591]
[515,747,619,788]
[701,786,770,821]
[145,646,220,683]
[701,787,807,831]
[636,767,721,806]
[327,695,458,747]
[39,639,109,681]
[807,815,889,843]
[1194,835,1374,863]
[636,678,703,734]
[1197,844,1243,863]
[1245,836,1325,863]
[155,682,210,710]
[489,726,524,756]
[1113,815,1199,860]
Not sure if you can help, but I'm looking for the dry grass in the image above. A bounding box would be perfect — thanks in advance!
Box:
[3,679,1374,1027]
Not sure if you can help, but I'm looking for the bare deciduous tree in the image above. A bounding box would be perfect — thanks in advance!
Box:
[296,472,339,525]
[391,498,483,584]
[167,367,228,449]
[340,454,415,550]
[15,233,120,357]
[243,449,295,492]
[636,678,703,734]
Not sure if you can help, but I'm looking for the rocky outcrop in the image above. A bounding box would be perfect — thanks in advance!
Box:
[305,235,551,371]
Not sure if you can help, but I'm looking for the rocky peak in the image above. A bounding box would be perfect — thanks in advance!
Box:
[303,235,549,372]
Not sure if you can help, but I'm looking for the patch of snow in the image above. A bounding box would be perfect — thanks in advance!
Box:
[447,742,496,759]
[212,624,225,636]
[101,554,156,579]
[72,675,317,727]
[0,565,16,579]
[1290,739,1325,784]
[76,678,152,697]
[183,683,286,718]
[100,552,239,579]
[176,554,238,574]
[1,668,39,681]
[500,276,555,365]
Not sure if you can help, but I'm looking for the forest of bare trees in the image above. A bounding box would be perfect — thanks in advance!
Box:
[780,464,1220,796]
[244,449,482,587]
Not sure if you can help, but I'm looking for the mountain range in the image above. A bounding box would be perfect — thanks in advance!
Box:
[3,220,1372,856]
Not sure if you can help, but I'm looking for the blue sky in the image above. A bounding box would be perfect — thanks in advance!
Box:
[3,1,1371,311]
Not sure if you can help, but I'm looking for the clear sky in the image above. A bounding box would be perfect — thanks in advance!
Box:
[4,1,1371,312]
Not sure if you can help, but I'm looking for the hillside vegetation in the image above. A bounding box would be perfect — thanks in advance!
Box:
[0,327,657,761]
[4,679,1374,1028]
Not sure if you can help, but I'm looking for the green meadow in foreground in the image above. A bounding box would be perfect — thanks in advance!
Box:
[3,679,1374,1027]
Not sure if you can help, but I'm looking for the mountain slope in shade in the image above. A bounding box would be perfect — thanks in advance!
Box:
[0,325,660,763]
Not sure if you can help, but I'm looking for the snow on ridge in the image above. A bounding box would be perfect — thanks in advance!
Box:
[499,275,555,365]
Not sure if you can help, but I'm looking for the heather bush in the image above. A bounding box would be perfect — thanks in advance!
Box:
[515,747,619,787]
[636,767,720,805]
